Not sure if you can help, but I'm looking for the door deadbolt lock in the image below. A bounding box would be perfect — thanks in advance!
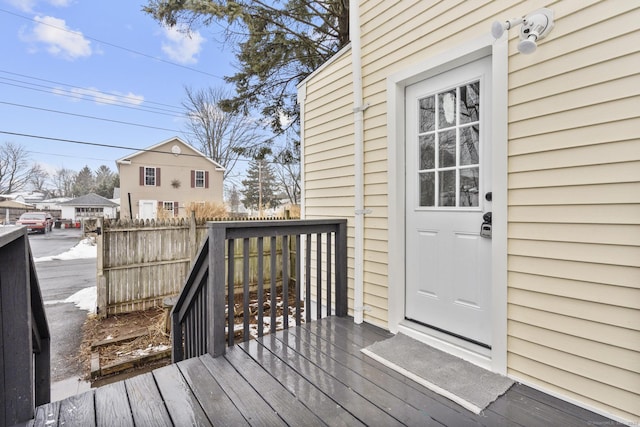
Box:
[480,212,492,239]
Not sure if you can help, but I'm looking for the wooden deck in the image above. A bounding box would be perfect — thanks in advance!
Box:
[30,317,615,426]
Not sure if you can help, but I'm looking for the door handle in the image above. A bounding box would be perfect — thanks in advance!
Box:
[480,212,492,238]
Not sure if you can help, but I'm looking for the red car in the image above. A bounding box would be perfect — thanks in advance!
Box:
[16,212,54,234]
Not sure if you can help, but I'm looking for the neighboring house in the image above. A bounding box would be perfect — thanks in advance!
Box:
[32,197,71,212]
[297,2,638,424]
[59,193,119,221]
[117,137,224,220]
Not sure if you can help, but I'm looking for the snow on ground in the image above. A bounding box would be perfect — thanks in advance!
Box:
[45,286,96,314]
[34,237,97,262]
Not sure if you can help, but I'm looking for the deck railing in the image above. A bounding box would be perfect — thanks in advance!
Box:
[0,227,50,426]
[172,219,348,362]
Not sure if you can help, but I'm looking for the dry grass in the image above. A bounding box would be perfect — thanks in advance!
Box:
[185,202,228,219]
[79,307,170,380]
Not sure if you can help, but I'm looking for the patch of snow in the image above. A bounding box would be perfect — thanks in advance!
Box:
[34,237,97,263]
[63,286,96,313]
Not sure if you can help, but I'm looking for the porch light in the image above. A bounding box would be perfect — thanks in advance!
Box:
[491,8,555,54]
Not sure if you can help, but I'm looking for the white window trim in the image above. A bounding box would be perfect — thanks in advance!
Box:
[145,167,156,186]
[195,170,205,188]
[386,34,508,374]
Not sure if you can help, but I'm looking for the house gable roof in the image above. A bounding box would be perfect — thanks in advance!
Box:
[59,193,119,207]
[115,136,225,170]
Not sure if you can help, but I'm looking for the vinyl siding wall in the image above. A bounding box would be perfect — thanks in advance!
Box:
[299,0,639,422]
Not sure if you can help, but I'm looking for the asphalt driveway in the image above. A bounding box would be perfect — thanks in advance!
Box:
[28,227,95,397]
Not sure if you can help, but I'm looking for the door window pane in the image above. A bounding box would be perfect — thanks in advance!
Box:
[419,172,435,206]
[438,89,456,128]
[419,96,435,133]
[438,130,456,168]
[460,168,479,207]
[419,135,435,170]
[460,81,480,124]
[459,125,479,166]
[439,170,456,206]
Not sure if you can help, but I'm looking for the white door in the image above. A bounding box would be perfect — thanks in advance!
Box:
[139,200,157,220]
[405,56,492,347]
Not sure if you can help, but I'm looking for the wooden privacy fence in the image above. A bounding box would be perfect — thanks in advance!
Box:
[96,216,292,317]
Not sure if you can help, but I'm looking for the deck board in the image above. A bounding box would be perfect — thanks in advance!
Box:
[199,354,287,427]
[273,331,439,426]
[124,372,173,426]
[153,363,212,426]
[242,337,368,427]
[31,316,619,426]
[58,391,95,426]
[94,381,134,427]
[225,342,326,426]
[176,356,249,426]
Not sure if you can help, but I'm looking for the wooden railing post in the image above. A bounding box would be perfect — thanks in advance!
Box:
[208,224,227,357]
[0,227,50,426]
[335,220,348,316]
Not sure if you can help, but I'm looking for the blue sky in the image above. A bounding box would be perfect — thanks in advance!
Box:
[0,0,238,178]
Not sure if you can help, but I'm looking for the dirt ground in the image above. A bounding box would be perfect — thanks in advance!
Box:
[80,287,304,383]
[80,307,171,382]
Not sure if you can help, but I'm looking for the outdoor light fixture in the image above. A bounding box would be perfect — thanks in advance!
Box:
[491,8,554,54]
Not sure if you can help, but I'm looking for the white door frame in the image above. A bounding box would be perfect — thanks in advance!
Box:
[387,34,508,374]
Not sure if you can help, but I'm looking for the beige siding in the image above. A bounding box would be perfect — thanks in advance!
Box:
[504,2,640,421]
[118,138,224,219]
[301,0,640,421]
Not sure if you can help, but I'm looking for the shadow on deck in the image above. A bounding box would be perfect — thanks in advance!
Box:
[30,317,614,427]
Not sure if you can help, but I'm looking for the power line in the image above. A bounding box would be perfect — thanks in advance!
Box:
[0,130,202,156]
[0,8,225,81]
[3,130,291,166]
[0,101,190,134]
[0,81,184,118]
[0,69,185,113]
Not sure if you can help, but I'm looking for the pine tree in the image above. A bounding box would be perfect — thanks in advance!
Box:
[241,158,279,214]
[144,0,349,133]
[72,166,95,196]
[94,165,117,198]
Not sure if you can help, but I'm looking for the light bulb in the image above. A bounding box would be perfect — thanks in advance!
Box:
[491,21,506,39]
[517,36,538,54]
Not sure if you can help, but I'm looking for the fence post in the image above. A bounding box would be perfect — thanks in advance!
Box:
[189,210,197,265]
[96,218,107,318]
[207,224,226,357]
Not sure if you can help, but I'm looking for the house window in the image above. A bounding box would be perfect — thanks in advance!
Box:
[195,170,205,188]
[145,167,156,186]
[191,170,209,188]
[163,201,174,212]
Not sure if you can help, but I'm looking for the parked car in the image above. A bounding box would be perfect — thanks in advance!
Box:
[16,212,53,234]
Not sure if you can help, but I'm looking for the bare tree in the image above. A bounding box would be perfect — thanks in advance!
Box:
[183,86,265,180]
[0,142,31,193]
[28,164,50,194]
[52,168,77,198]
[272,135,301,205]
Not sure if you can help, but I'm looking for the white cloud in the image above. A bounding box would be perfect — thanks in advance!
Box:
[7,0,72,13]
[161,25,205,64]
[25,15,92,60]
[52,86,144,106]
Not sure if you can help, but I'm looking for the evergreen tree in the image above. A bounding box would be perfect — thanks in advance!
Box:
[144,0,349,133]
[227,184,241,213]
[241,158,279,213]
[72,166,95,196]
[94,165,117,198]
